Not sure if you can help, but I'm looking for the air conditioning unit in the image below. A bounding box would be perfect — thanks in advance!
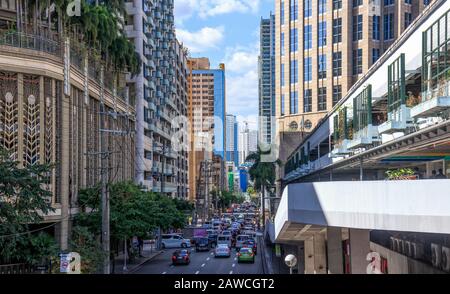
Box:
[410,242,424,259]
[431,243,442,269]
[441,247,450,272]
[404,241,412,257]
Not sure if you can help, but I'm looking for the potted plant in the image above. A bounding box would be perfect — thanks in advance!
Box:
[385,168,417,180]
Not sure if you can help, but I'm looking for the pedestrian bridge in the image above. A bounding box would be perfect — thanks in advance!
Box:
[274,180,450,242]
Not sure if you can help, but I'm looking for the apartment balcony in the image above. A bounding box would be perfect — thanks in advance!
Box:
[163,97,177,110]
[148,80,156,90]
[148,100,157,112]
[347,125,381,150]
[147,59,155,69]
[158,109,171,122]
[154,11,162,19]
[147,38,155,49]
[379,105,415,135]
[152,182,177,193]
[331,139,352,157]
[125,2,138,15]
[144,46,152,58]
[411,81,450,118]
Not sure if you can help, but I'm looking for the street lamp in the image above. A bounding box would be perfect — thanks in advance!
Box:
[285,254,297,275]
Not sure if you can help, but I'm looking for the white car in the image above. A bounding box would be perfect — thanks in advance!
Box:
[215,244,231,257]
[217,235,232,248]
[161,234,191,249]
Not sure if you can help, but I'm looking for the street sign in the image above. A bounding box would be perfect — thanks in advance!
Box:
[60,253,71,273]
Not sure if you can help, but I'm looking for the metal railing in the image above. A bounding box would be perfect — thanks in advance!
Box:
[0,31,62,57]
[0,263,34,274]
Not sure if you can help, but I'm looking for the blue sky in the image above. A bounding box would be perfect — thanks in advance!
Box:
[174,0,274,130]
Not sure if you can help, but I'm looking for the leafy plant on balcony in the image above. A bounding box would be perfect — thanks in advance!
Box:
[385,168,416,180]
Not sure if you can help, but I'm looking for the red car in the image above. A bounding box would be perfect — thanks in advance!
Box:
[172,249,191,265]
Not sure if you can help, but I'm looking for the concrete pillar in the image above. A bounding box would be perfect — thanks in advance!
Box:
[327,227,344,274]
[304,234,327,274]
[349,229,370,274]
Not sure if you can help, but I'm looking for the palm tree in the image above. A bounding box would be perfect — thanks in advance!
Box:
[246,148,281,227]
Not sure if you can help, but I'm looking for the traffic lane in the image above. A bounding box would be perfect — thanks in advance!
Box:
[198,250,237,274]
[234,240,263,274]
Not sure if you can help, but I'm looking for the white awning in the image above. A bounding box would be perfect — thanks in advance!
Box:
[275,180,450,242]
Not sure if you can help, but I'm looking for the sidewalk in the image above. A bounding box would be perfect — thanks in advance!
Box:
[112,248,163,274]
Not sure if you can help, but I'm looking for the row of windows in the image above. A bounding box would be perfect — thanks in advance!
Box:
[280,85,342,116]
[282,0,431,25]
[281,49,364,85]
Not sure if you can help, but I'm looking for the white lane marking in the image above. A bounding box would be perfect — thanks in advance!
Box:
[229,270,233,274]
[206,257,210,261]
[232,263,236,268]
[195,270,200,274]
[210,252,214,255]
[201,263,206,267]
[162,272,167,274]
[234,257,237,261]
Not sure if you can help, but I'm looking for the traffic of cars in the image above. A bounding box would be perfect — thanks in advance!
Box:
[167,202,259,266]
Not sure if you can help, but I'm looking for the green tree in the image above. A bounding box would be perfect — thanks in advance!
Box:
[0,148,58,265]
[246,148,281,224]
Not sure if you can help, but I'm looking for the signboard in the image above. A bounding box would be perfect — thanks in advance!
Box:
[275,244,281,257]
[228,172,234,191]
[239,169,248,193]
[60,253,71,273]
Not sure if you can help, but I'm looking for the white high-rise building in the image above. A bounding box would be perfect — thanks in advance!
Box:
[239,122,258,165]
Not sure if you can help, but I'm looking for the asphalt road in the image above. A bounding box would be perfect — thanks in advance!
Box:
[135,242,263,275]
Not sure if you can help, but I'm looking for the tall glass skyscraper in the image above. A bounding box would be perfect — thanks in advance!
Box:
[226,114,239,167]
[259,13,276,146]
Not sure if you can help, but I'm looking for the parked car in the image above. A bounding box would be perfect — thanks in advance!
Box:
[214,244,231,258]
[161,234,191,249]
[235,235,250,251]
[237,247,255,263]
[172,249,191,265]
[195,237,210,252]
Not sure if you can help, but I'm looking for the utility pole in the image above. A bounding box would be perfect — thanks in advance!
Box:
[99,65,110,275]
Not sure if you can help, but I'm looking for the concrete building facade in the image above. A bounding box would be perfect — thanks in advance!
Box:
[274,0,450,274]
[274,0,435,134]
[226,113,239,168]
[125,0,188,198]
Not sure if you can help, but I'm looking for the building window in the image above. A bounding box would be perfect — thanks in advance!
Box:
[290,60,298,84]
[333,0,342,10]
[281,32,285,56]
[290,28,298,52]
[353,14,363,41]
[353,0,362,7]
[384,0,394,5]
[318,21,327,47]
[281,63,285,86]
[333,85,342,106]
[304,0,312,17]
[318,87,327,111]
[333,18,342,43]
[384,13,394,40]
[405,12,412,29]
[319,0,327,14]
[353,48,363,75]
[291,0,298,20]
[333,51,342,77]
[405,0,412,4]
[318,54,327,79]
[281,1,285,25]
[304,120,312,130]
[304,57,312,82]
[304,24,312,49]
[372,48,380,64]
[290,91,298,114]
[304,89,312,112]
[281,94,285,116]
[373,15,380,40]
[424,0,430,5]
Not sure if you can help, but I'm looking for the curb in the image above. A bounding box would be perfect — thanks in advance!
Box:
[124,250,164,274]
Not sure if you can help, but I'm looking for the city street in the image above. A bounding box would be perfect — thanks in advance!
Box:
[135,242,263,275]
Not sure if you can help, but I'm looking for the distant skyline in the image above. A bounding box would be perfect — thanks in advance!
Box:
[174,0,274,130]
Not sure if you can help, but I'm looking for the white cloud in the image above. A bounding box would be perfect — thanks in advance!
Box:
[176,26,225,53]
[174,0,263,22]
[226,69,259,118]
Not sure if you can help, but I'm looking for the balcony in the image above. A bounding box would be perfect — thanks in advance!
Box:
[347,125,381,150]
[148,80,156,90]
[164,97,177,110]
[331,140,352,156]
[411,81,450,118]
[379,105,414,134]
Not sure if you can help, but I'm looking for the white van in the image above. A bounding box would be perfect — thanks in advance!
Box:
[161,234,191,249]
[217,235,231,248]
